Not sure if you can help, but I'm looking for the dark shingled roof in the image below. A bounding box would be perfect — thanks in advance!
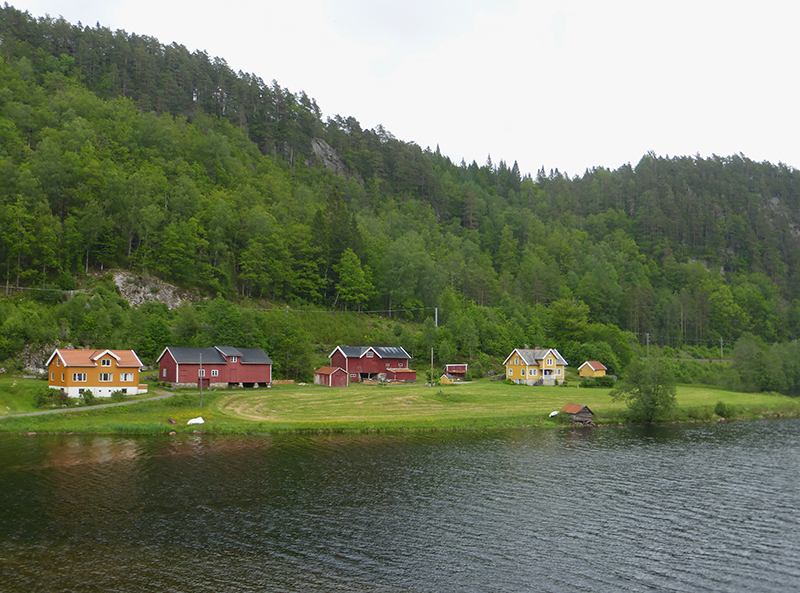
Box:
[160,346,271,365]
[331,346,411,359]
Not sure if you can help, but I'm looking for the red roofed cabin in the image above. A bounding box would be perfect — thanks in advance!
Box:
[578,361,607,378]
[157,346,272,388]
[314,366,348,387]
[329,346,415,384]
[444,364,468,379]
[561,403,594,424]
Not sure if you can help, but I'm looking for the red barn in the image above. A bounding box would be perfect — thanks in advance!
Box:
[157,346,272,388]
[329,346,412,384]
[314,366,349,387]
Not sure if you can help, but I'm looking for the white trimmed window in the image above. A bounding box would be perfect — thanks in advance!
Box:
[509,368,513,376]
[231,356,237,363]
[547,358,553,366]
[399,362,403,367]
[514,358,519,365]
[532,369,537,376]
[366,351,374,358]
[73,373,87,382]
[101,359,111,367]
[163,368,167,377]
[521,369,525,376]
[211,370,219,377]
[61,373,64,381]
[556,368,562,376]
[99,373,113,382]
[57,358,60,366]
[121,373,134,382]
[199,369,206,377]
[50,372,54,380]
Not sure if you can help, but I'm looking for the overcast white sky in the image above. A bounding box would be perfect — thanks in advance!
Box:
[11,1,800,177]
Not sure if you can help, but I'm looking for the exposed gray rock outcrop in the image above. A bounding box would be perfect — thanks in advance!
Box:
[113,272,185,310]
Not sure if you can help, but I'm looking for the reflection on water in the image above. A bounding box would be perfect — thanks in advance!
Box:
[1,421,799,592]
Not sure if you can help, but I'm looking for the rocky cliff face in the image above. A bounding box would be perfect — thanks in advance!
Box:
[309,137,363,184]
[113,272,188,310]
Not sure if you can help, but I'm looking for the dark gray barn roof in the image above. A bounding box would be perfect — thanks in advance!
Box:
[159,346,272,365]
[330,346,411,359]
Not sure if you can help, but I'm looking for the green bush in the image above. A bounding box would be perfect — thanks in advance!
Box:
[580,376,615,388]
[79,389,97,406]
[714,400,735,418]
[33,387,69,408]
[110,390,127,402]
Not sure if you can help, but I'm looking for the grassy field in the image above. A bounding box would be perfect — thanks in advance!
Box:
[1,374,799,435]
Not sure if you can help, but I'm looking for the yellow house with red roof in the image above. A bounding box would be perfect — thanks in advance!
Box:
[46,348,147,398]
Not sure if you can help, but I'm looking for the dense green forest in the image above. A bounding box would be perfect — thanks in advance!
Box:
[3,5,800,391]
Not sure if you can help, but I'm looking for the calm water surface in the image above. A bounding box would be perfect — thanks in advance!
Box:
[1,420,799,592]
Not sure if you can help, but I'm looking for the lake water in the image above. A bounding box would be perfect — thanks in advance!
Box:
[1,420,799,592]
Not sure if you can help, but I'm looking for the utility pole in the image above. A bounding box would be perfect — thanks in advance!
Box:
[720,337,724,360]
[646,333,650,357]
[199,352,203,408]
[431,347,434,386]
[435,307,438,327]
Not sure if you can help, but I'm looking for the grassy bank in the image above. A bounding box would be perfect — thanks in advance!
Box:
[2,375,799,435]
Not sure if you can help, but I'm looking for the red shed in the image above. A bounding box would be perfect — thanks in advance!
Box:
[385,368,417,382]
[314,366,348,387]
[445,364,468,378]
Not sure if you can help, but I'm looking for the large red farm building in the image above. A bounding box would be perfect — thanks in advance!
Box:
[157,346,272,388]
[329,346,415,384]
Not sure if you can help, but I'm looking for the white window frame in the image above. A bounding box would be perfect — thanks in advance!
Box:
[99,373,113,382]
[366,351,374,358]
[73,373,87,382]
[231,356,237,363]
[101,359,111,367]
[532,369,537,376]
[556,368,562,376]
[508,368,513,376]
[521,369,525,376]
[199,369,206,377]
[211,369,219,377]
[121,373,134,382]
[162,368,167,377]
[547,358,554,366]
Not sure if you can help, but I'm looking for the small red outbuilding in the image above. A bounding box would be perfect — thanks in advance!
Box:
[385,368,417,382]
[314,366,349,387]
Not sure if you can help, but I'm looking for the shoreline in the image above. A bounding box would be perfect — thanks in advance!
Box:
[3,381,800,436]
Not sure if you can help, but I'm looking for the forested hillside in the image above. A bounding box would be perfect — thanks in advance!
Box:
[3,5,800,389]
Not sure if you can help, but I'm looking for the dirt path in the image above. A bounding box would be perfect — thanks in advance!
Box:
[0,390,175,419]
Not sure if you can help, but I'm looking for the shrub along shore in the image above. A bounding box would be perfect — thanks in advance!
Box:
[1,378,798,435]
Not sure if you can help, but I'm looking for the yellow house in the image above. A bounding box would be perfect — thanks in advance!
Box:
[47,348,147,398]
[578,361,607,378]
[503,348,568,386]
